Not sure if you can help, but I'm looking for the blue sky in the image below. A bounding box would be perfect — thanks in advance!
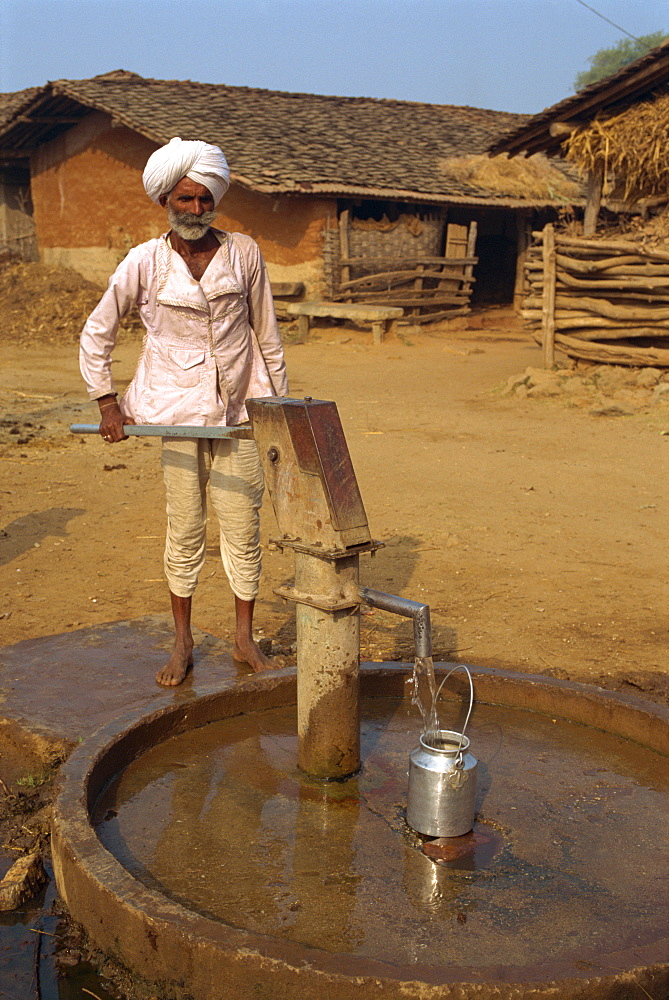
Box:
[3,0,667,113]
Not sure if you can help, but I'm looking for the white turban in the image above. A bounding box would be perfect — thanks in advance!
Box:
[142,137,230,205]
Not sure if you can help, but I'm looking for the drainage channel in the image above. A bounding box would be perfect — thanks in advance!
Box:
[0,870,117,1000]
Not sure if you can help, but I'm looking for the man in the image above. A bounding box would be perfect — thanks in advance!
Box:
[80,137,288,686]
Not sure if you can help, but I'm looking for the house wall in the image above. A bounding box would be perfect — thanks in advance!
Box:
[215,186,335,297]
[29,111,334,292]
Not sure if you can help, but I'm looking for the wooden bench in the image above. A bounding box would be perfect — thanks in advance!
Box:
[272,282,305,299]
[286,300,404,344]
[272,282,305,321]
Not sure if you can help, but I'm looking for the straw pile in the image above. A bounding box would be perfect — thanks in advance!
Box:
[0,259,144,347]
[564,91,669,203]
[440,153,582,201]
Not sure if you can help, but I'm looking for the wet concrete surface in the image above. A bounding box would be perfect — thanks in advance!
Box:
[95,695,669,977]
[0,617,240,1000]
[0,614,241,747]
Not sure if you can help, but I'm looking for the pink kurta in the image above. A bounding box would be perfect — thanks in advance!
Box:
[79,229,288,426]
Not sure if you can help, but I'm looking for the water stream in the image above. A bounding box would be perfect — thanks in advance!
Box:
[410,655,439,734]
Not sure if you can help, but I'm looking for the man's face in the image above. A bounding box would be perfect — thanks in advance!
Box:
[160,177,216,241]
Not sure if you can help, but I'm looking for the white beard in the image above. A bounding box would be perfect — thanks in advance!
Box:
[167,206,217,241]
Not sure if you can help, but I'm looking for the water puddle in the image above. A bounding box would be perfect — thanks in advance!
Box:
[421,825,504,869]
[0,872,117,1000]
[95,697,669,970]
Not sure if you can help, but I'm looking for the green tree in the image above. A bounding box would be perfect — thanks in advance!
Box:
[574,31,668,90]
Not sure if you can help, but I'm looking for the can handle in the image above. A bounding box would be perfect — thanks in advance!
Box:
[434,664,474,761]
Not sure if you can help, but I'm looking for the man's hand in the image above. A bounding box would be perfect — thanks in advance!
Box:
[98,397,135,443]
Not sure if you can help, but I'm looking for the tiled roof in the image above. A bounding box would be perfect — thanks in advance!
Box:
[0,71,574,205]
[489,38,669,158]
[0,86,43,125]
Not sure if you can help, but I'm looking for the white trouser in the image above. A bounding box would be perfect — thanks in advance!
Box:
[161,437,264,601]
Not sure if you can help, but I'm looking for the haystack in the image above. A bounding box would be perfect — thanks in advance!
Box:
[564,91,669,203]
[0,259,143,347]
[441,153,582,201]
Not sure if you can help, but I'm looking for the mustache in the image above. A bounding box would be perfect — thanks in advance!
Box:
[167,206,217,240]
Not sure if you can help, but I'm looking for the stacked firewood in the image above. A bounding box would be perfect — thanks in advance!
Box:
[522,224,669,367]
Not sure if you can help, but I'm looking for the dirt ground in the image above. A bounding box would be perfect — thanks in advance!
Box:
[1,309,667,708]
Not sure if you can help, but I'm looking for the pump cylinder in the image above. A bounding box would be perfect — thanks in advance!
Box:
[295,552,360,779]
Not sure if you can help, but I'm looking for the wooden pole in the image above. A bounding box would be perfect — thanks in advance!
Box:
[464,221,478,292]
[339,209,350,300]
[412,263,425,316]
[542,223,556,368]
[513,213,531,313]
[583,171,602,237]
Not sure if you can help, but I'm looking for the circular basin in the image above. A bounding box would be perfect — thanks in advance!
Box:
[52,664,669,999]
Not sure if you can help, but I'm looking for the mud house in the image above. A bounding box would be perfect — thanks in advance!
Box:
[0,70,581,315]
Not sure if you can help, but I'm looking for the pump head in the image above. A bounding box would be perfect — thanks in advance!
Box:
[247,396,372,553]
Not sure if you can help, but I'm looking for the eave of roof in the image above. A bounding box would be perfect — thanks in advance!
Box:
[0,71,581,205]
[232,175,581,208]
[0,86,44,121]
[489,38,669,158]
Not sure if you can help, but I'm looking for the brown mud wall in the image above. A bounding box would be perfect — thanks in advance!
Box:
[29,111,333,292]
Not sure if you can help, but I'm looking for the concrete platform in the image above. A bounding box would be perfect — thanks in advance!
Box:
[0,616,241,772]
[2,625,669,998]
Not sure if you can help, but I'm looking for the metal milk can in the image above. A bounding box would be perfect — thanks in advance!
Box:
[407,665,477,838]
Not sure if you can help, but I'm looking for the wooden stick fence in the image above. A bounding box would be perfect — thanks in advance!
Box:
[522,224,669,367]
[334,215,478,324]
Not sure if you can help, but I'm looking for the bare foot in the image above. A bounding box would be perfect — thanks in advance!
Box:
[156,646,193,686]
[234,638,279,673]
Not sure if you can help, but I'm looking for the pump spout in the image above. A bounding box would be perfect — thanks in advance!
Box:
[358,587,432,659]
